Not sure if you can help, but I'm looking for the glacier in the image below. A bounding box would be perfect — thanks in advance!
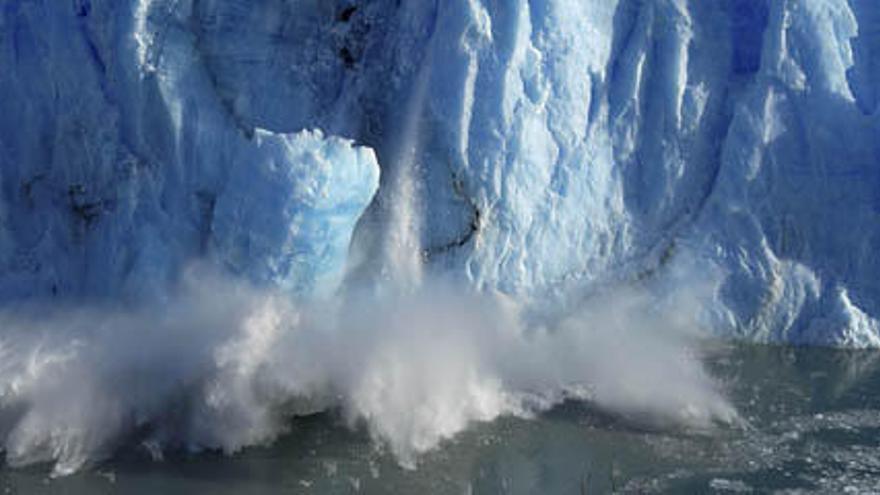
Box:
[1,0,880,347]
[3,0,880,476]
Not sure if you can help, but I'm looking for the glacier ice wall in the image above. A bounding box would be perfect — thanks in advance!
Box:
[0,0,379,301]
[1,0,880,346]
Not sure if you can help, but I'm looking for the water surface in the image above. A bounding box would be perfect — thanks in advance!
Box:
[2,343,880,493]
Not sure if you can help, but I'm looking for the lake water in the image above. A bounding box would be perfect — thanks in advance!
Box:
[2,343,880,493]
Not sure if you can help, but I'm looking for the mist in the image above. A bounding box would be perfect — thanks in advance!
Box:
[0,264,736,476]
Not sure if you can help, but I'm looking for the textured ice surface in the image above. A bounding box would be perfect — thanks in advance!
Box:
[0,0,378,300]
[1,0,880,345]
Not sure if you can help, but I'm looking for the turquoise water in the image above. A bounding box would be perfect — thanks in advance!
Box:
[2,343,880,493]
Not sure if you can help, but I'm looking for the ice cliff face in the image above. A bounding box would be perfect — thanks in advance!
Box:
[0,0,379,300]
[1,0,879,346]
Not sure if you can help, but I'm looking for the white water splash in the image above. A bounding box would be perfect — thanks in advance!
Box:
[0,265,736,476]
